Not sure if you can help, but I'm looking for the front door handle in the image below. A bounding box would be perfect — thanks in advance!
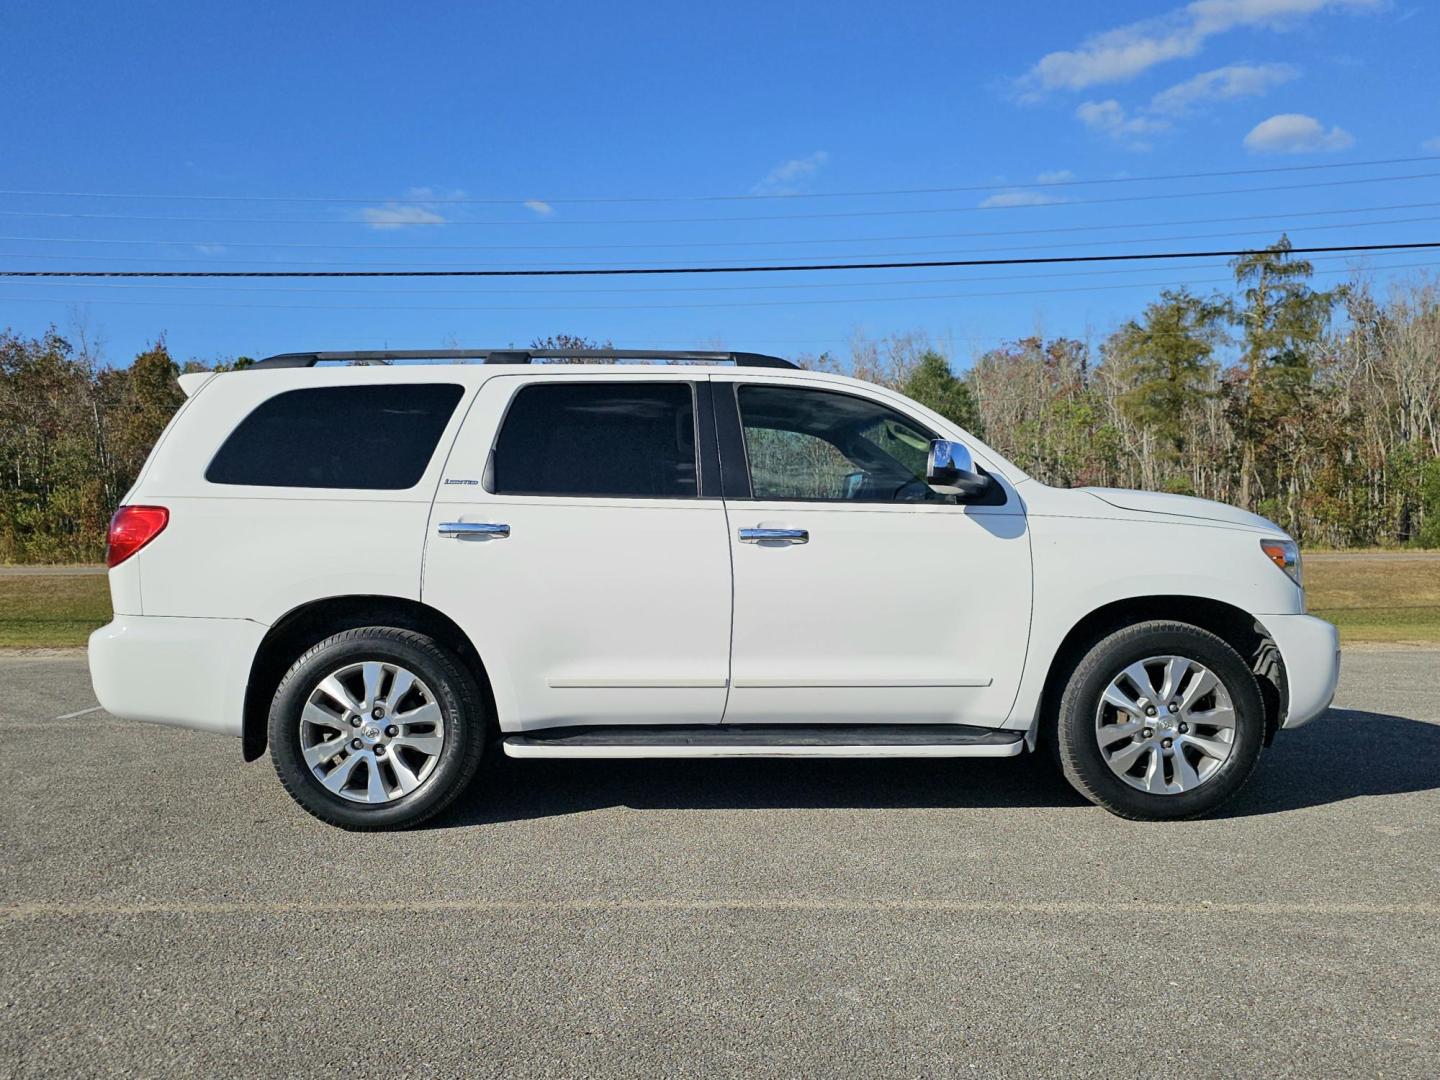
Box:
[438,521,510,538]
[738,527,808,544]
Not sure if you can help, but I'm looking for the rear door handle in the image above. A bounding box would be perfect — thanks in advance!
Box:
[738,527,808,544]
[438,522,510,538]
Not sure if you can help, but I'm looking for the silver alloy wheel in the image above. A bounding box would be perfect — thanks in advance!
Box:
[1093,655,1236,795]
[299,661,446,804]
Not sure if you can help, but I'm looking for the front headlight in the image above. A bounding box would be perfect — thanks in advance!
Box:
[1260,538,1302,587]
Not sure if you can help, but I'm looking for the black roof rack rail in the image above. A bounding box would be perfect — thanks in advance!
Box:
[247,349,797,370]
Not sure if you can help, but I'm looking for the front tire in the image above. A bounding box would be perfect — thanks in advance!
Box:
[1057,621,1264,821]
[269,627,488,830]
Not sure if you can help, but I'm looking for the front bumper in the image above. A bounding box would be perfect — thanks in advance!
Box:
[88,615,267,737]
[1264,613,1341,728]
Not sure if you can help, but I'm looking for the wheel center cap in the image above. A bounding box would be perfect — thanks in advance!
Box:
[361,723,382,741]
[1155,715,1176,732]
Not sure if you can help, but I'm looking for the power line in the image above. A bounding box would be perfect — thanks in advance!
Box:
[2,248,1424,297]
[0,259,1428,314]
[2,241,1435,280]
[2,172,1438,228]
[1,154,1435,205]
[0,214,1432,274]
[1,200,1435,254]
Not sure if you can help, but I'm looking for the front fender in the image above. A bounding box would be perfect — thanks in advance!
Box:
[1007,513,1303,730]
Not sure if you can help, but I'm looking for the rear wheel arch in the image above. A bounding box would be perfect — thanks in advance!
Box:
[242,595,495,762]
[1033,595,1285,753]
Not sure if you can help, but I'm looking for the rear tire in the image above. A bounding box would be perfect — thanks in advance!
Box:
[1057,621,1263,821]
[268,626,488,830]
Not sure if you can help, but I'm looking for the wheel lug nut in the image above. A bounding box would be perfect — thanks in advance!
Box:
[385,725,398,738]
[372,707,385,721]
[349,717,360,727]
[1142,728,1153,739]
[374,745,386,757]
[1168,703,1179,713]
[350,738,363,750]
[1145,706,1157,717]
[1179,722,1188,733]
[1162,738,1173,749]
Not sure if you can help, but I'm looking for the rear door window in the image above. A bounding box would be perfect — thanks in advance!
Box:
[206,383,464,489]
[492,382,698,498]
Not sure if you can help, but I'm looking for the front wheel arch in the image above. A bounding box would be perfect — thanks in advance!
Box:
[1031,596,1285,759]
[242,595,496,762]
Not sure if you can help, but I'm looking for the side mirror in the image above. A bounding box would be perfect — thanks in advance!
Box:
[926,439,991,498]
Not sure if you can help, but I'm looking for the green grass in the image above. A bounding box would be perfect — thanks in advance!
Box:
[1304,555,1440,645]
[0,575,112,647]
[2,553,1438,648]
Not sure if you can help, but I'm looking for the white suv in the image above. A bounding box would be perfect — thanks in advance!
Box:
[88,348,1340,829]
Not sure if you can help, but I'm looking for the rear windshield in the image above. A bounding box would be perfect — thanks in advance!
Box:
[205,384,464,489]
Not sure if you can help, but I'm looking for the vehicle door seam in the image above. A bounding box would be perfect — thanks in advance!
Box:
[420,382,485,600]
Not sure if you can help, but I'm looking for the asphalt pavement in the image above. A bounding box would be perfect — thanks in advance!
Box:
[1,649,1437,1078]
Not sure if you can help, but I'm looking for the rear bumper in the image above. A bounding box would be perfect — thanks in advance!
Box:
[88,615,267,737]
[1265,613,1340,728]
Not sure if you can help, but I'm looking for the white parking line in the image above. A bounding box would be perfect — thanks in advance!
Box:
[52,705,103,720]
[3,898,1438,921]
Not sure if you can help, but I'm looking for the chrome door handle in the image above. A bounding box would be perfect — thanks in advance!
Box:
[438,522,510,538]
[738,527,808,544]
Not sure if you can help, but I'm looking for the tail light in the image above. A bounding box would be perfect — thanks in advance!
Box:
[106,505,169,568]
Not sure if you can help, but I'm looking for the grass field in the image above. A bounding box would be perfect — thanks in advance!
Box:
[1304,554,1440,645]
[1,554,1437,648]
[0,574,112,648]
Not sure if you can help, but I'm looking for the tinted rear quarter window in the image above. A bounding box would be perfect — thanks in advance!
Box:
[492,382,697,498]
[206,383,464,489]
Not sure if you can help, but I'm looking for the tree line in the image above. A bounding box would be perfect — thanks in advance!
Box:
[1,238,1437,562]
[0,334,251,562]
[802,239,1440,549]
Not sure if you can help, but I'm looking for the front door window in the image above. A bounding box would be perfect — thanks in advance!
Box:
[736,384,948,503]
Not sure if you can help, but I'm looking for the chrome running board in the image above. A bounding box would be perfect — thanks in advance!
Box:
[502,724,1026,760]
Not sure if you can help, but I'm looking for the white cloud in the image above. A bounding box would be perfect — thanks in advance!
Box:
[1149,62,1298,113]
[1076,99,1172,144]
[1017,0,1379,95]
[978,191,1068,208]
[1187,0,1377,35]
[1074,62,1295,145]
[1423,136,1440,153]
[1027,24,1201,94]
[362,205,446,229]
[523,199,554,217]
[752,151,829,195]
[979,170,1080,207]
[359,186,466,230]
[1243,112,1355,152]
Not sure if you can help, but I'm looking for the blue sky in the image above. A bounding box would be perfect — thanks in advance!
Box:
[1,0,1436,368]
